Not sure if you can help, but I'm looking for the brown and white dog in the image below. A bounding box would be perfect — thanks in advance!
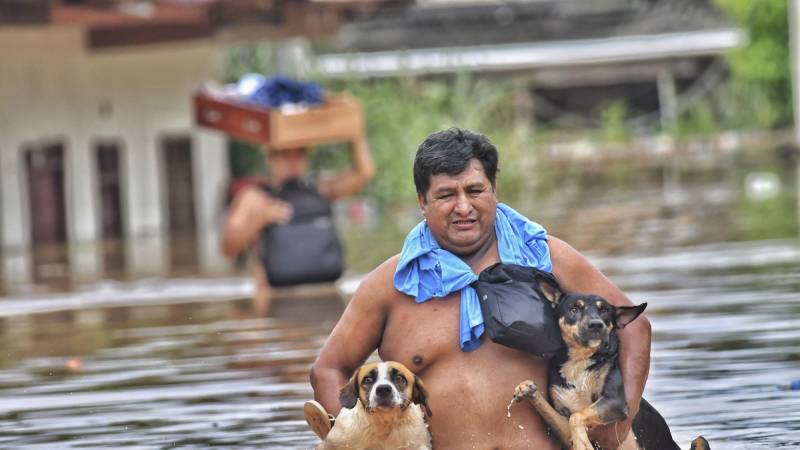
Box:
[316,361,433,450]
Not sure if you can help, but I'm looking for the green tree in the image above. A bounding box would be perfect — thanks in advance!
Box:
[715,0,792,128]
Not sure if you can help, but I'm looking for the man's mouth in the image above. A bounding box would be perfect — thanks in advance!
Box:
[451,219,477,229]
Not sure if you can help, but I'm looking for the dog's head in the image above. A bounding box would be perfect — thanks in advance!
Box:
[339,361,432,417]
[536,275,647,349]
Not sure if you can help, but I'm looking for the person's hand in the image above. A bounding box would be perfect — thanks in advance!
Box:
[588,416,633,450]
[235,187,293,227]
[221,186,293,258]
[256,193,293,226]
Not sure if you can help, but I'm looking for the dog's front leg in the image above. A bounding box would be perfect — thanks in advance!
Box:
[567,411,594,450]
[569,396,630,450]
[513,380,572,447]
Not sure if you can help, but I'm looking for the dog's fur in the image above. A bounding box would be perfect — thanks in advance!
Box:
[316,361,433,450]
[513,276,708,450]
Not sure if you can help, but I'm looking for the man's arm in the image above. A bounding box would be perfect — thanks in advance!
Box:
[310,256,397,414]
[548,236,652,450]
[317,134,376,201]
[220,186,292,257]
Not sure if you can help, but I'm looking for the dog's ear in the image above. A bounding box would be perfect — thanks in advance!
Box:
[615,303,647,329]
[536,274,563,306]
[338,372,360,409]
[412,375,433,417]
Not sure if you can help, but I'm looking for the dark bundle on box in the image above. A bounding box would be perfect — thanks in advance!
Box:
[194,74,363,150]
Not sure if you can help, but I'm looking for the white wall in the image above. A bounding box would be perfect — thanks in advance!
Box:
[0,25,231,288]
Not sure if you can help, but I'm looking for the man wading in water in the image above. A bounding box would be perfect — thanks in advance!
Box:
[309,128,651,449]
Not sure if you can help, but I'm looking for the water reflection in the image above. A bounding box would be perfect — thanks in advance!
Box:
[0,293,342,449]
[0,241,798,448]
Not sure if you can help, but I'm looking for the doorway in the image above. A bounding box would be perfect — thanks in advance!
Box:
[96,142,126,277]
[25,142,69,284]
[162,136,198,274]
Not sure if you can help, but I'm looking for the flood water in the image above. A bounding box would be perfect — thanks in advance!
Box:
[0,240,799,449]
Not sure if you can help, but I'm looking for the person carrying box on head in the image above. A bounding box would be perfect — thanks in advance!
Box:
[196,75,375,313]
[220,135,375,314]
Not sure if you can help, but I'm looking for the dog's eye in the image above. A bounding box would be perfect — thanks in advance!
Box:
[569,307,578,315]
[363,375,374,385]
[393,374,407,386]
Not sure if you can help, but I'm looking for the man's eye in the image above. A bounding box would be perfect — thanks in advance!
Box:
[437,193,453,199]
[569,307,578,315]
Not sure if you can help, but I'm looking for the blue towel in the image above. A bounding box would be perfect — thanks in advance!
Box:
[394,203,552,351]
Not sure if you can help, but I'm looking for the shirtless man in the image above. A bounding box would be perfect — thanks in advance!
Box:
[310,128,651,449]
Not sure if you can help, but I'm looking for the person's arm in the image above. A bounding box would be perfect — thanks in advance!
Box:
[548,236,652,450]
[310,256,396,414]
[220,185,292,258]
[317,133,376,201]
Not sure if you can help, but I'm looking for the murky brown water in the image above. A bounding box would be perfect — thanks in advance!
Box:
[0,240,799,449]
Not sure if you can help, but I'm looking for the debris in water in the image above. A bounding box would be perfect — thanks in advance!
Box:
[65,358,82,373]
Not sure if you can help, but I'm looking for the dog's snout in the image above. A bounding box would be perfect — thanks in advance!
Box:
[375,385,392,397]
[587,319,605,330]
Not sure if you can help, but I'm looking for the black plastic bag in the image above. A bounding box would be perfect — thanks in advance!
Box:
[471,263,563,357]
[259,179,344,287]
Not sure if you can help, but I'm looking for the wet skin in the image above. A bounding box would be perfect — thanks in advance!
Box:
[311,159,651,450]
[378,259,558,450]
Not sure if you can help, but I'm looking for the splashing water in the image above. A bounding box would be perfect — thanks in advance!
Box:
[507,396,517,418]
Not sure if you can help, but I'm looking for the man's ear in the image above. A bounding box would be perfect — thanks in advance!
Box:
[615,303,647,329]
[417,192,428,209]
[536,274,563,306]
[338,372,360,409]
[412,375,433,417]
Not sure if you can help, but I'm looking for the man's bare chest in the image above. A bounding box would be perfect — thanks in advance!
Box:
[378,294,461,372]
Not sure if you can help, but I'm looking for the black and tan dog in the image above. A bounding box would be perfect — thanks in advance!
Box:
[512,278,709,450]
[315,361,433,450]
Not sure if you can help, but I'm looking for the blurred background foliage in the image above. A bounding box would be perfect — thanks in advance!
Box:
[713,0,792,129]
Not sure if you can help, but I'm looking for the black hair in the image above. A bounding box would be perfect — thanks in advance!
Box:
[413,128,499,196]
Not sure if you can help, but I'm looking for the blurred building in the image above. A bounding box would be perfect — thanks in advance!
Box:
[0,0,402,290]
[316,0,744,128]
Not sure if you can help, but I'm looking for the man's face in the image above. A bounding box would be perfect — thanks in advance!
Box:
[267,148,309,182]
[418,159,497,256]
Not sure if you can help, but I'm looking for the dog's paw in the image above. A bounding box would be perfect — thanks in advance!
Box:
[569,415,594,450]
[513,380,539,401]
[571,432,595,450]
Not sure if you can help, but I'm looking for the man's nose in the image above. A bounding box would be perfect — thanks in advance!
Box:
[453,192,472,215]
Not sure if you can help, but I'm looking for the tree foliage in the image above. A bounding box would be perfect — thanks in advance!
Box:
[714,0,792,128]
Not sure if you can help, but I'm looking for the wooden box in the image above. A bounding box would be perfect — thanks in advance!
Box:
[194,91,363,150]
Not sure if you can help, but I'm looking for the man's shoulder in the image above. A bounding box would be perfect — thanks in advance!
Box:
[545,235,581,269]
[352,254,406,303]
[361,254,401,288]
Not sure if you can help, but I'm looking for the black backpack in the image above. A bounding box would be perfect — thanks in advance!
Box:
[259,179,344,287]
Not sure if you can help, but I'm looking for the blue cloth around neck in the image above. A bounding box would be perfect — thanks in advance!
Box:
[393,203,552,352]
